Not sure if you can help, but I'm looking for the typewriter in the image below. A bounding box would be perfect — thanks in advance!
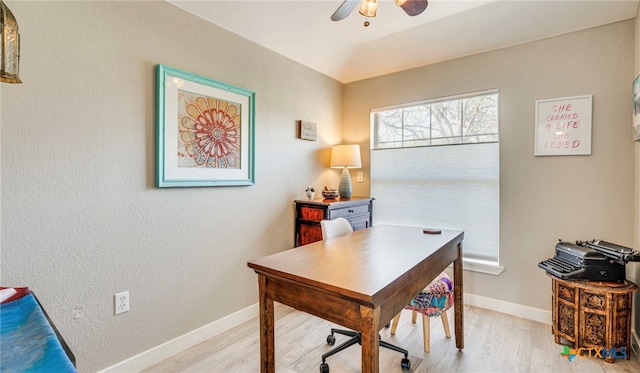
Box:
[538,240,640,282]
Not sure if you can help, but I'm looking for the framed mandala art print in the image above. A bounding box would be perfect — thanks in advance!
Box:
[156,65,255,187]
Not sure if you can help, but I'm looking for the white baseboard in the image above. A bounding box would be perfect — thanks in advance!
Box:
[464,293,551,324]
[98,303,258,373]
[632,329,640,362]
[100,293,550,372]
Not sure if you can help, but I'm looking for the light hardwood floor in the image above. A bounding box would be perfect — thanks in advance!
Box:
[144,304,640,372]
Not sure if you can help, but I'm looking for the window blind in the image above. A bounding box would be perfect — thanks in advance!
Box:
[370,143,499,263]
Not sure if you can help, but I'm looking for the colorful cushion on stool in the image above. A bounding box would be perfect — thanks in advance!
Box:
[405,273,454,317]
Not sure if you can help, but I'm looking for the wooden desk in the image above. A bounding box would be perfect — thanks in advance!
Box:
[247,225,465,373]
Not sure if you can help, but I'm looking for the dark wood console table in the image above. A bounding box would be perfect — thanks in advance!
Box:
[294,197,373,246]
[550,275,638,362]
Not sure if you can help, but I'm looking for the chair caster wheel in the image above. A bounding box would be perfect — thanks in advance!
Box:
[401,357,411,370]
[319,362,330,373]
[326,334,336,346]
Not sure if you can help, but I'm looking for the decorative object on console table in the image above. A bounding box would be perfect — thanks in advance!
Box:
[330,144,362,198]
[294,197,373,246]
[548,274,638,363]
[305,186,315,201]
[321,186,339,200]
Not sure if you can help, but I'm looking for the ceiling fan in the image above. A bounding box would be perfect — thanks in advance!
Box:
[331,0,429,27]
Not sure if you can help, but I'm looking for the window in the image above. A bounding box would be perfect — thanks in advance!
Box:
[372,91,498,149]
[370,90,503,274]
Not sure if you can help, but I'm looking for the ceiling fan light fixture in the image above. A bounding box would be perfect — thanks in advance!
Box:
[359,0,377,18]
[396,0,429,16]
[331,0,428,23]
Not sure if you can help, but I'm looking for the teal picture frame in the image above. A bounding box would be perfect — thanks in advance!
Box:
[156,65,255,187]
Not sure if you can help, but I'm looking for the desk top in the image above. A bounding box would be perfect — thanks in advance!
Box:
[248,225,464,307]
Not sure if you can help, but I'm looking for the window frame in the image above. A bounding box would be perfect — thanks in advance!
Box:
[371,89,499,150]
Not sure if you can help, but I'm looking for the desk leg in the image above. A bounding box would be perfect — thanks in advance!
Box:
[360,305,380,373]
[454,241,464,350]
[258,275,275,373]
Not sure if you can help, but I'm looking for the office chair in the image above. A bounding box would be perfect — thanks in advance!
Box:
[390,272,453,352]
[318,218,410,373]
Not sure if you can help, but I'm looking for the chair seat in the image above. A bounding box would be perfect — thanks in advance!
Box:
[405,273,453,316]
[391,273,454,353]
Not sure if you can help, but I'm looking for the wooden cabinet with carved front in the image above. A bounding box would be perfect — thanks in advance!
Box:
[550,275,638,363]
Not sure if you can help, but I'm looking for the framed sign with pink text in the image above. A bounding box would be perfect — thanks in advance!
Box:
[534,95,592,156]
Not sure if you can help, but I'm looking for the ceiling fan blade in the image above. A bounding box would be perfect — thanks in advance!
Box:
[399,0,429,17]
[331,0,361,21]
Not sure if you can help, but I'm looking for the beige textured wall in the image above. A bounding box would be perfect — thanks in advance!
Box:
[0,2,342,371]
[344,20,635,311]
[1,2,638,371]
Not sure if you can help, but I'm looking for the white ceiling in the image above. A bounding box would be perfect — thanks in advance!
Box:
[168,0,639,83]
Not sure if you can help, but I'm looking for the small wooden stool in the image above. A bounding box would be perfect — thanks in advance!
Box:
[390,273,453,352]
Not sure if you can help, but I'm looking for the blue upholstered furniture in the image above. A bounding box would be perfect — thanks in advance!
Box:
[390,273,454,352]
[0,287,76,372]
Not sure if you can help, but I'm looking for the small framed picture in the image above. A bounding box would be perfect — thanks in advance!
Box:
[297,120,317,141]
[156,65,255,187]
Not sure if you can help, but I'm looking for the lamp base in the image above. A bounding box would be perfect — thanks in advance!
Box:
[338,168,353,199]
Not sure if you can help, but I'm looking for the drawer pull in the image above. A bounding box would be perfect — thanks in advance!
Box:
[348,209,354,213]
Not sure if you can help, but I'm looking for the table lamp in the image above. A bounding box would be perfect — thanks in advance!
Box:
[330,144,362,199]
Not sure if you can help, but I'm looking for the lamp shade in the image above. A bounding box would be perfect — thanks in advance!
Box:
[330,144,362,169]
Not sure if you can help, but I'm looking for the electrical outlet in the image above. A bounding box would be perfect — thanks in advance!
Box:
[356,171,364,183]
[115,291,129,315]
